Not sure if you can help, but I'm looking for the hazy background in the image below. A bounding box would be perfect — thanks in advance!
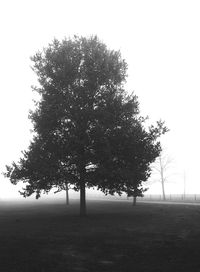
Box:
[1,0,200,200]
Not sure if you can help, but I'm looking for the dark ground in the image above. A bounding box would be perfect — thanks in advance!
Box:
[1,199,200,272]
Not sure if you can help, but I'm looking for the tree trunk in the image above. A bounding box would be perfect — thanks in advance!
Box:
[65,183,69,205]
[161,174,166,201]
[161,180,166,201]
[79,144,87,216]
[133,196,137,206]
[80,179,86,216]
[160,157,166,201]
[79,161,87,216]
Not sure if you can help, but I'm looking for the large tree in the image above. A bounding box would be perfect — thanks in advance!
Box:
[5,36,166,216]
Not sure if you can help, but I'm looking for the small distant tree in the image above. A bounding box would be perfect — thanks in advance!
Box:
[4,36,167,216]
[127,186,147,206]
[54,182,70,205]
[149,150,174,200]
[120,121,168,205]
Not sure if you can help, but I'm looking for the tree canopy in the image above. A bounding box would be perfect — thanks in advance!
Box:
[5,36,167,215]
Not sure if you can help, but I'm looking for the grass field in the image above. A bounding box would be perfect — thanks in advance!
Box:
[1,199,200,272]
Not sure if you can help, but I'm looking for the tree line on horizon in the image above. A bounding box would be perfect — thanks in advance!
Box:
[4,35,167,216]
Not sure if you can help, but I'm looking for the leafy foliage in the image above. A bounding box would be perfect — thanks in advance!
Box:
[5,36,167,210]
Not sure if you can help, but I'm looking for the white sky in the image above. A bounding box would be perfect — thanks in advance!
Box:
[0,0,200,199]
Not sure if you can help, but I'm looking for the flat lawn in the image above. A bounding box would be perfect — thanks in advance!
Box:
[1,200,200,272]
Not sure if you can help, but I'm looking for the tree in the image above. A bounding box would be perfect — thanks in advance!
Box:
[130,187,147,206]
[5,36,166,216]
[120,121,168,205]
[65,182,69,205]
[149,150,174,200]
[54,182,70,205]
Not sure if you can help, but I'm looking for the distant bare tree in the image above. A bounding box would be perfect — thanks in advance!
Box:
[149,151,174,200]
